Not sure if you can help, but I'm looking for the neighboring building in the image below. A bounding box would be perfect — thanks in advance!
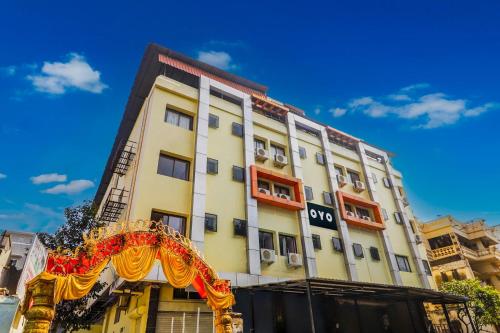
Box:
[419,216,500,290]
[86,44,450,333]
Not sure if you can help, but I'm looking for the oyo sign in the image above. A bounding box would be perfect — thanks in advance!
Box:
[307,202,337,230]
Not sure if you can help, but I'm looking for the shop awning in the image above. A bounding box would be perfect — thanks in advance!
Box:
[236,278,466,304]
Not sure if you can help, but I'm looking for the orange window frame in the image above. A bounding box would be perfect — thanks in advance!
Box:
[336,191,385,230]
[250,165,305,211]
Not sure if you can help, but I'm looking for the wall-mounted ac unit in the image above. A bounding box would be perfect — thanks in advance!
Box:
[287,252,303,267]
[260,248,276,264]
[354,180,366,192]
[361,215,371,221]
[346,211,356,218]
[255,148,269,161]
[274,154,288,167]
[415,234,422,244]
[277,193,290,200]
[258,188,270,195]
[337,174,348,187]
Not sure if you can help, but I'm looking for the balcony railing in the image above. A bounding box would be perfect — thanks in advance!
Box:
[99,188,129,223]
[430,245,459,260]
[462,246,500,261]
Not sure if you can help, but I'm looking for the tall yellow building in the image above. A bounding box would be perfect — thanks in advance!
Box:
[87,44,464,333]
[419,215,500,290]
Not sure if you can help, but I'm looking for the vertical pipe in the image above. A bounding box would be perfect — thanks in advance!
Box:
[182,312,186,333]
[463,302,478,333]
[171,317,174,333]
[306,280,316,333]
[196,307,200,333]
[442,303,452,332]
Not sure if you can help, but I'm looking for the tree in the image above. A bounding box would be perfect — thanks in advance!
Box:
[441,279,500,333]
[38,201,107,332]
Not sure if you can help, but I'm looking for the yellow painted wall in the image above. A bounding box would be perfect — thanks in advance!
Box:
[204,97,247,273]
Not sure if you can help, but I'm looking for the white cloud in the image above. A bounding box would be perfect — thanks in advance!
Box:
[337,85,497,129]
[42,179,94,195]
[313,107,321,115]
[25,203,64,220]
[30,173,67,185]
[27,53,108,94]
[0,213,25,220]
[0,173,6,180]
[0,66,16,76]
[197,51,236,70]
[329,107,347,117]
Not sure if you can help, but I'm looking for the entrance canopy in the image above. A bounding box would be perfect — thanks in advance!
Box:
[237,278,466,304]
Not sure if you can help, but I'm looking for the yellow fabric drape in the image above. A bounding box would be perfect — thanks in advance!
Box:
[112,246,158,281]
[53,259,109,303]
[159,247,197,288]
[204,282,235,310]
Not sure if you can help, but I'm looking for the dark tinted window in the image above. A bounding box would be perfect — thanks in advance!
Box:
[395,255,411,272]
[232,122,244,137]
[353,243,364,258]
[259,231,274,250]
[274,185,290,196]
[151,211,186,235]
[369,247,380,261]
[332,237,343,252]
[347,170,360,183]
[208,114,219,128]
[316,152,325,165]
[165,108,193,130]
[312,234,322,250]
[233,219,247,236]
[279,234,297,256]
[205,214,217,232]
[207,158,218,174]
[299,146,307,159]
[323,192,333,205]
[232,166,245,182]
[157,154,189,181]
[422,260,432,276]
[304,186,314,201]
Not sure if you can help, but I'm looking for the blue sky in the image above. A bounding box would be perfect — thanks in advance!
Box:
[1,0,499,232]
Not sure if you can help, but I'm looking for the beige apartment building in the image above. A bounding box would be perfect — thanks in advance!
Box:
[419,215,500,290]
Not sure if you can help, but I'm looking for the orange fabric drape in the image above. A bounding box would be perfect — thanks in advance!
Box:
[112,246,158,281]
[158,247,197,288]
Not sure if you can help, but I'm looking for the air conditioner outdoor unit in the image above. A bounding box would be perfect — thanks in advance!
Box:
[402,198,410,207]
[260,248,276,264]
[415,234,422,244]
[255,148,269,161]
[258,188,270,195]
[337,174,348,187]
[361,216,371,221]
[277,193,290,200]
[346,211,356,217]
[287,252,303,267]
[354,180,366,192]
[274,154,288,167]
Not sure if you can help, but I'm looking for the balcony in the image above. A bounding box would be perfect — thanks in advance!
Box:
[100,188,129,223]
[462,246,500,262]
[430,245,460,261]
[114,140,137,176]
[336,191,385,231]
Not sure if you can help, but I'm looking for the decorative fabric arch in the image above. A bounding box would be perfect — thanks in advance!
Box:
[21,220,235,333]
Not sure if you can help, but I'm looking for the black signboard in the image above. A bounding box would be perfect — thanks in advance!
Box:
[307,202,337,230]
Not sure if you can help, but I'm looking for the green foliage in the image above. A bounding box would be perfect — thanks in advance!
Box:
[441,279,500,332]
[38,201,107,332]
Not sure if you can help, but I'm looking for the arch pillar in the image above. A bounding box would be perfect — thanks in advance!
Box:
[23,275,56,333]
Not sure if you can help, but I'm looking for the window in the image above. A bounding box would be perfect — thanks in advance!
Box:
[299,146,307,159]
[208,113,219,128]
[353,243,364,258]
[372,172,378,183]
[347,170,360,184]
[205,214,217,232]
[151,211,186,235]
[382,208,389,221]
[383,177,391,188]
[428,235,453,250]
[344,204,353,213]
[279,234,297,256]
[395,255,411,272]
[312,234,322,250]
[332,237,343,252]
[316,152,325,165]
[259,231,274,250]
[207,158,218,175]
[334,165,344,176]
[173,288,202,300]
[232,166,245,182]
[254,138,266,150]
[422,260,432,276]
[369,247,380,261]
[323,192,333,205]
[233,219,247,236]
[258,180,270,190]
[157,154,190,181]
[165,108,193,130]
[304,186,314,201]
[271,144,285,157]
[274,185,290,196]
[232,122,244,137]
[355,207,370,219]
[394,212,403,224]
